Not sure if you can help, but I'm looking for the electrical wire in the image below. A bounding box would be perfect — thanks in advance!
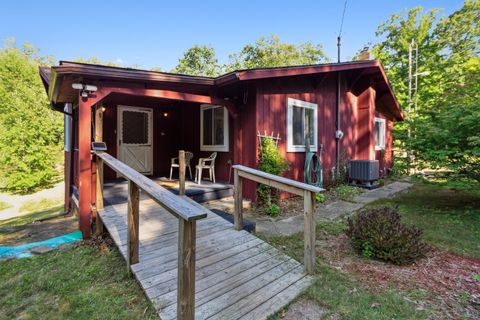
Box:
[338,0,348,38]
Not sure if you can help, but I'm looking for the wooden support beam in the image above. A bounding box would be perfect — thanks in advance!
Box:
[304,190,316,275]
[179,150,186,196]
[78,96,92,239]
[234,169,243,231]
[177,219,196,320]
[95,156,104,237]
[127,180,140,270]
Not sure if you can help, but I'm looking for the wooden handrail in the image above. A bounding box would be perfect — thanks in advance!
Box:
[94,150,205,320]
[232,165,324,196]
[95,151,207,221]
[232,165,324,275]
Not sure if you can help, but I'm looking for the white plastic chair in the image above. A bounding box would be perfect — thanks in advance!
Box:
[170,151,193,180]
[195,152,217,184]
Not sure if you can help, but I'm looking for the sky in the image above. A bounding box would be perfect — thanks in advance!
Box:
[0,0,463,71]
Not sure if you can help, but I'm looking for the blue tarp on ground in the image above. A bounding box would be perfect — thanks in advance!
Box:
[0,231,82,260]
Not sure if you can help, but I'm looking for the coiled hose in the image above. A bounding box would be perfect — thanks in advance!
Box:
[304,152,323,188]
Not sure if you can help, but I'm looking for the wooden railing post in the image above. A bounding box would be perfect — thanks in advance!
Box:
[303,190,316,274]
[234,169,243,231]
[127,180,140,271]
[177,219,196,320]
[179,150,186,196]
[95,156,104,236]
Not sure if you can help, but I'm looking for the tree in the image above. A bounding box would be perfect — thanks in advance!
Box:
[172,45,221,77]
[373,1,480,180]
[0,40,63,193]
[72,57,120,67]
[227,35,328,71]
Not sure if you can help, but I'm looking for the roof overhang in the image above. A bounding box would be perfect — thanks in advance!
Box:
[39,60,403,121]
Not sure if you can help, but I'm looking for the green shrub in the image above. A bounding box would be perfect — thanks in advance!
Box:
[257,137,289,207]
[332,185,362,202]
[315,193,326,203]
[346,207,427,265]
[0,40,63,193]
[264,203,280,217]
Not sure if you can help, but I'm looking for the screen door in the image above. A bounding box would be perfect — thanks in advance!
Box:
[117,106,153,174]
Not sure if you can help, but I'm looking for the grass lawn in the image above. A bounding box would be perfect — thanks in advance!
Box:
[0,204,64,228]
[367,179,480,258]
[263,178,480,319]
[0,200,12,211]
[0,241,157,319]
[263,221,430,320]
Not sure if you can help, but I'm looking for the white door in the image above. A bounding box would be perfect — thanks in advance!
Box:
[117,105,153,175]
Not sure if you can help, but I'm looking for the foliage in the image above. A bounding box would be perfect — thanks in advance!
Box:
[18,197,62,213]
[0,243,157,319]
[0,40,63,193]
[373,1,480,179]
[257,137,290,207]
[264,203,280,217]
[328,151,349,188]
[72,57,120,67]
[367,180,480,258]
[172,44,221,77]
[346,207,427,265]
[262,221,430,319]
[0,201,12,211]
[228,35,328,71]
[315,193,326,204]
[175,35,329,77]
[0,204,63,228]
[332,185,362,202]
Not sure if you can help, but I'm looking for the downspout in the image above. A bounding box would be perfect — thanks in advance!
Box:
[37,102,73,222]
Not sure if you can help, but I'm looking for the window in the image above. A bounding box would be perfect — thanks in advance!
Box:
[200,105,229,152]
[374,117,386,150]
[286,98,318,152]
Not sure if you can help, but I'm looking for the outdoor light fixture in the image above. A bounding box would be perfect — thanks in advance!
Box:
[72,83,98,98]
[101,106,106,112]
[163,112,168,117]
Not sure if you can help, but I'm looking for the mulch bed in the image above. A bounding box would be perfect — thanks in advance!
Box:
[316,235,480,318]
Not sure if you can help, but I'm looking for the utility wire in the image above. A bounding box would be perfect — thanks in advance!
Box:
[338,0,348,38]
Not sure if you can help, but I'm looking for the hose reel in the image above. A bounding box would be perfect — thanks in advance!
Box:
[304,146,323,188]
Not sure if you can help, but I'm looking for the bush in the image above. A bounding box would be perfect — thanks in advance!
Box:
[264,203,280,217]
[315,193,326,203]
[257,137,289,207]
[0,40,63,193]
[346,207,427,265]
[332,185,362,202]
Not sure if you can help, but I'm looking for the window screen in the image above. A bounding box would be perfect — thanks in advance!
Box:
[213,107,224,145]
[203,108,213,145]
[122,111,149,144]
[374,118,386,149]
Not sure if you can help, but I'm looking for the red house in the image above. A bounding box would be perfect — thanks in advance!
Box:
[39,59,402,238]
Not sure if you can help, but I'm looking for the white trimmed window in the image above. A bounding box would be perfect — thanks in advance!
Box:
[374,117,386,150]
[286,98,318,152]
[200,105,229,152]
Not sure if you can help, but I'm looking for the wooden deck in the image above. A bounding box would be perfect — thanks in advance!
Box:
[99,197,312,320]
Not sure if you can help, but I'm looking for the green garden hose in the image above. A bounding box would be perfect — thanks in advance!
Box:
[304,152,323,188]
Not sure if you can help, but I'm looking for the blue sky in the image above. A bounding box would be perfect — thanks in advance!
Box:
[0,0,462,71]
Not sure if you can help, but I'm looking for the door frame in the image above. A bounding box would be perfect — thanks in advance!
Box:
[117,105,154,175]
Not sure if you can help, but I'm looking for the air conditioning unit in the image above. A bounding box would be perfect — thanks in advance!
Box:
[348,160,379,188]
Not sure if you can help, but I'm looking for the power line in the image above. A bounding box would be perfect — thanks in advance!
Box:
[338,0,348,38]
[337,0,348,63]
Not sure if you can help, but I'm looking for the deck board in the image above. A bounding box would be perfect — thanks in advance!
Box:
[98,197,311,320]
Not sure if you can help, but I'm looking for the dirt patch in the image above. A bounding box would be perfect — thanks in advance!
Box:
[316,235,480,318]
[280,299,333,320]
[0,215,77,246]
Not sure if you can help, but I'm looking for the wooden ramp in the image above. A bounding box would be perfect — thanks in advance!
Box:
[99,197,312,320]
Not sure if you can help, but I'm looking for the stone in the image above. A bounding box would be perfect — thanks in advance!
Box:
[29,246,54,255]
